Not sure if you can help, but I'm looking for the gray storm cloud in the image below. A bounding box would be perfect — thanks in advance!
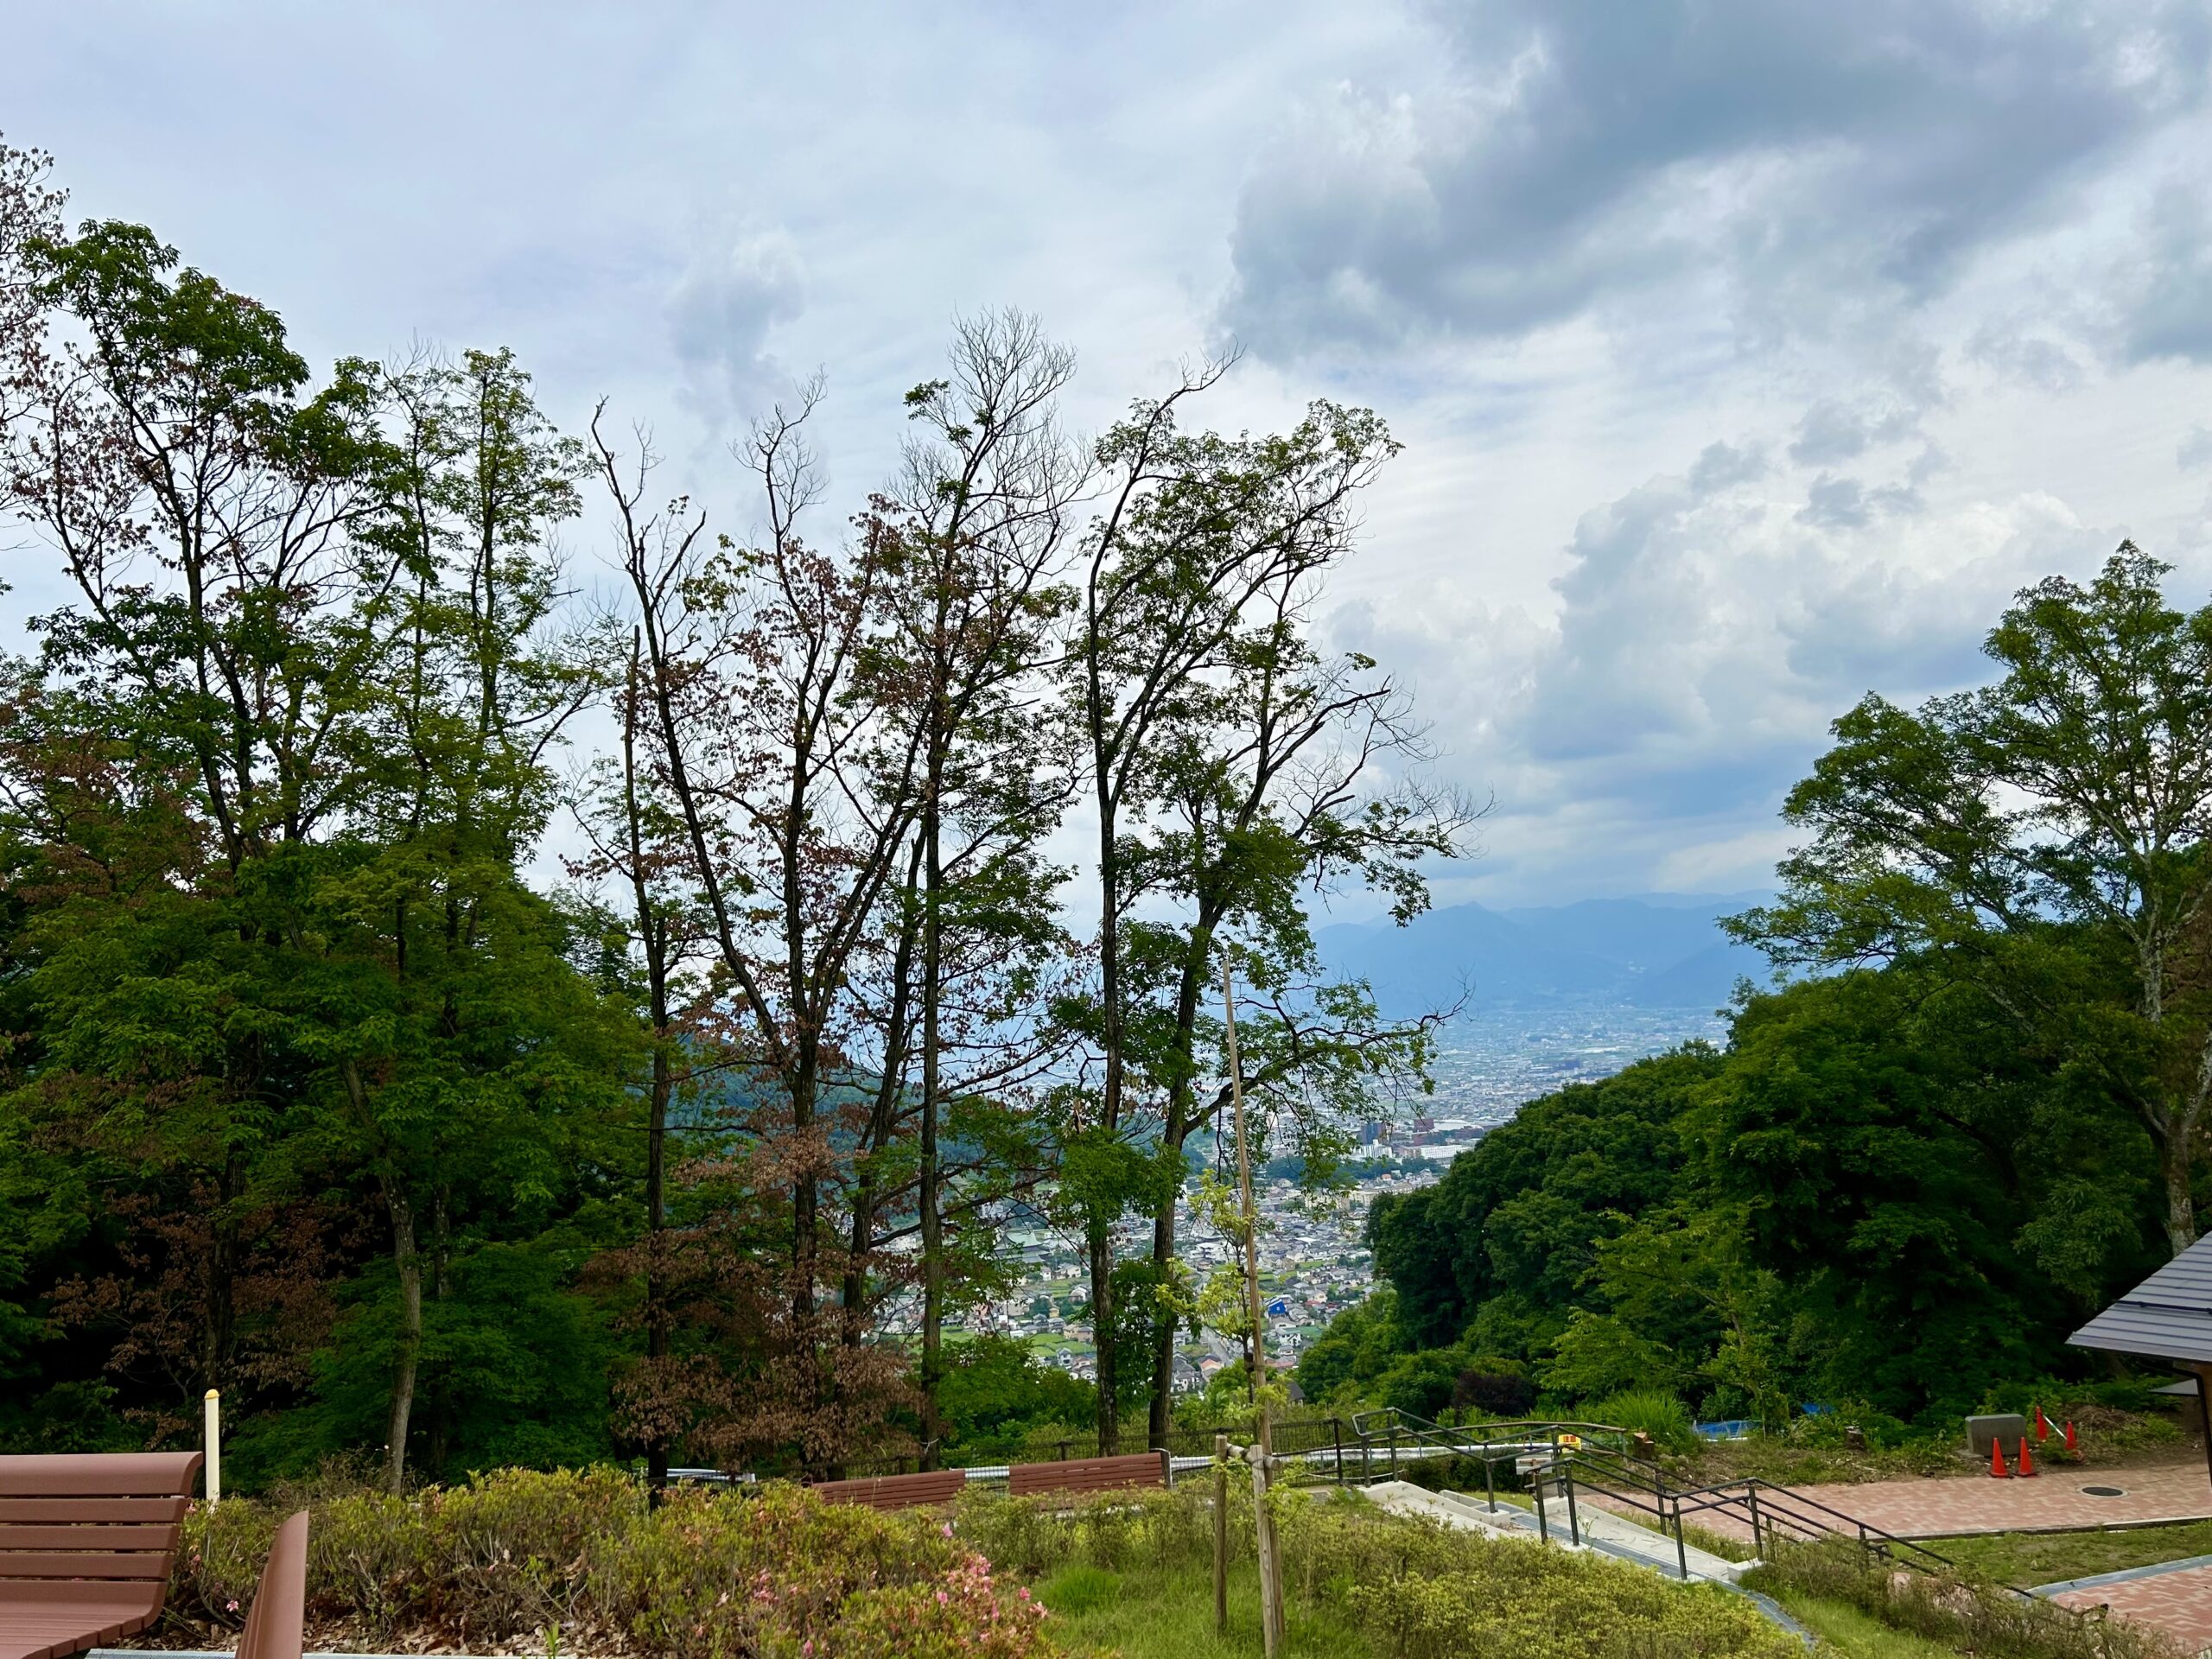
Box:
[1222,0,2212,358]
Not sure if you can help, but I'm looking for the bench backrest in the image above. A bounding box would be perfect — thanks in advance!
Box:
[236,1510,308,1659]
[1007,1451,1168,1497]
[0,1452,203,1622]
[810,1470,969,1511]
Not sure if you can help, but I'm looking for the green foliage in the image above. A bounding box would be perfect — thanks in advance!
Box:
[937,1337,1099,1461]
[176,1470,1054,1656]
[1586,1389,1699,1455]
[1361,960,2169,1427]
[1294,1289,1406,1403]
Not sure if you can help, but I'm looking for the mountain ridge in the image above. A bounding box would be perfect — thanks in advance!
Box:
[1315,891,1771,1016]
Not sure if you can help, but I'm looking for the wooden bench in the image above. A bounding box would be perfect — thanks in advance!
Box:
[0,1451,203,1659]
[809,1469,969,1511]
[235,1510,308,1659]
[1007,1451,1170,1497]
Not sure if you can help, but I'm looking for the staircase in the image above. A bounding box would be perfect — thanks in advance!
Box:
[1341,1409,1964,1586]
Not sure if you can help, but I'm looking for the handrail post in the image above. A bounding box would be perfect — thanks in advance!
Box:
[1333,1416,1344,1485]
[1675,1493,1688,1580]
[1747,1485,1763,1559]
[1535,1458,1550,1541]
[1484,1451,1496,1512]
[1563,1455,1581,1548]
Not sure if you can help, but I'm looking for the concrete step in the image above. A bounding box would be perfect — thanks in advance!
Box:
[1365,1478,1751,1586]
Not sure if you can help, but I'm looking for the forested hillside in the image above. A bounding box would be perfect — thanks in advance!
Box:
[7,129,2212,1485]
[0,139,1470,1485]
[1309,549,2212,1430]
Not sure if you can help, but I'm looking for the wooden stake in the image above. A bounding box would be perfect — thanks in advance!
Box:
[1214,1433,1230,1635]
[1224,957,1285,1658]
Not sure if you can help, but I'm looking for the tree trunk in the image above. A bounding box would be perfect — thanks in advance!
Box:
[625,640,677,1503]
[426,1187,450,1479]
[645,1026,671,1498]
[919,778,946,1468]
[1147,1135,1182,1449]
[2162,1119,2200,1256]
[1090,1221,1117,1453]
[1091,764,1123,1456]
[203,1149,244,1399]
[384,1183,422,1496]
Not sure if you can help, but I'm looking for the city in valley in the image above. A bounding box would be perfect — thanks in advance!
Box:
[949,1001,1728,1392]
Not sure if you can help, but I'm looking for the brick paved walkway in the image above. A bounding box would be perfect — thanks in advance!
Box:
[1567,1459,2212,1651]
[2050,1559,2212,1651]
[1637,1459,2212,1541]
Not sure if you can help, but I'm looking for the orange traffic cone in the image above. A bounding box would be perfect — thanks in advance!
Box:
[2064,1421,2078,1452]
[2018,1437,2037,1478]
[2034,1406,2050,1440]
[1991,1438,2010,1478]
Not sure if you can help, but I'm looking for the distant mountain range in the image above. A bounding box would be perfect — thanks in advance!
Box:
[1314,892,1775,1016]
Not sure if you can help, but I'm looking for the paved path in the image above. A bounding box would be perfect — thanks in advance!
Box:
[2046,1557,2212,1651]
[1678,1460,2212,1541]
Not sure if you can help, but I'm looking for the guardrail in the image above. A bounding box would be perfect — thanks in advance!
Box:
[1511,1440,1961,1582]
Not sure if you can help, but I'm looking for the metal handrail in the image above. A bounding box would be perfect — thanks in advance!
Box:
[1538,1442,2074,1614]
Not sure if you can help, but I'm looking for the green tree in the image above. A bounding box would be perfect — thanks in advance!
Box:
[1063,372,1468,1452]
[1733,545,2212,1255]
[0,215,632,1486]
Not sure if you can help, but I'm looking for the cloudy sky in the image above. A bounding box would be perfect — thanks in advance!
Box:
[8,1,2212,909]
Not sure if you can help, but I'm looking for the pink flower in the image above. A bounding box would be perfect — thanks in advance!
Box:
[226,1600,239,1613]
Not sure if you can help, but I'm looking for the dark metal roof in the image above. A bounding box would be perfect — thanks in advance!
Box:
[2071,1236,2212,1364]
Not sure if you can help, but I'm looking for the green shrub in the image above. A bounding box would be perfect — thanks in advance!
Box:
[594,1482,975,1657]
[176,1469,1059,1658]
[816,1554,1052,1659]
[1589,1389,1700,1454]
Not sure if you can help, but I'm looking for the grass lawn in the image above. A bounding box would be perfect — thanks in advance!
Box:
[1034,1560,1374,1658]
[1930,1519,2212,1588]
[1764,1587,1973,1659]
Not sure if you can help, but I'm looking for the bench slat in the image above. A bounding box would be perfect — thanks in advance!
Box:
[0,1502,186,1526]
[0,1605,155,1659]
[0,1554,173,1581]
[0,1528,176,1553]
[0,1457,201,1499]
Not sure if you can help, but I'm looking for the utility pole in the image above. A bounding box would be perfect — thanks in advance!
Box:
[1223,956,1285,1657]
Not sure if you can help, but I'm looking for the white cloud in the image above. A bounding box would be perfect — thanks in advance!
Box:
[667,227,807,426]
[4,0,2212,906]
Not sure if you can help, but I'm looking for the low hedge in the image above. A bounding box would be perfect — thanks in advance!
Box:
[177,1469,1052,1657]
[176,1467,1805,1659]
